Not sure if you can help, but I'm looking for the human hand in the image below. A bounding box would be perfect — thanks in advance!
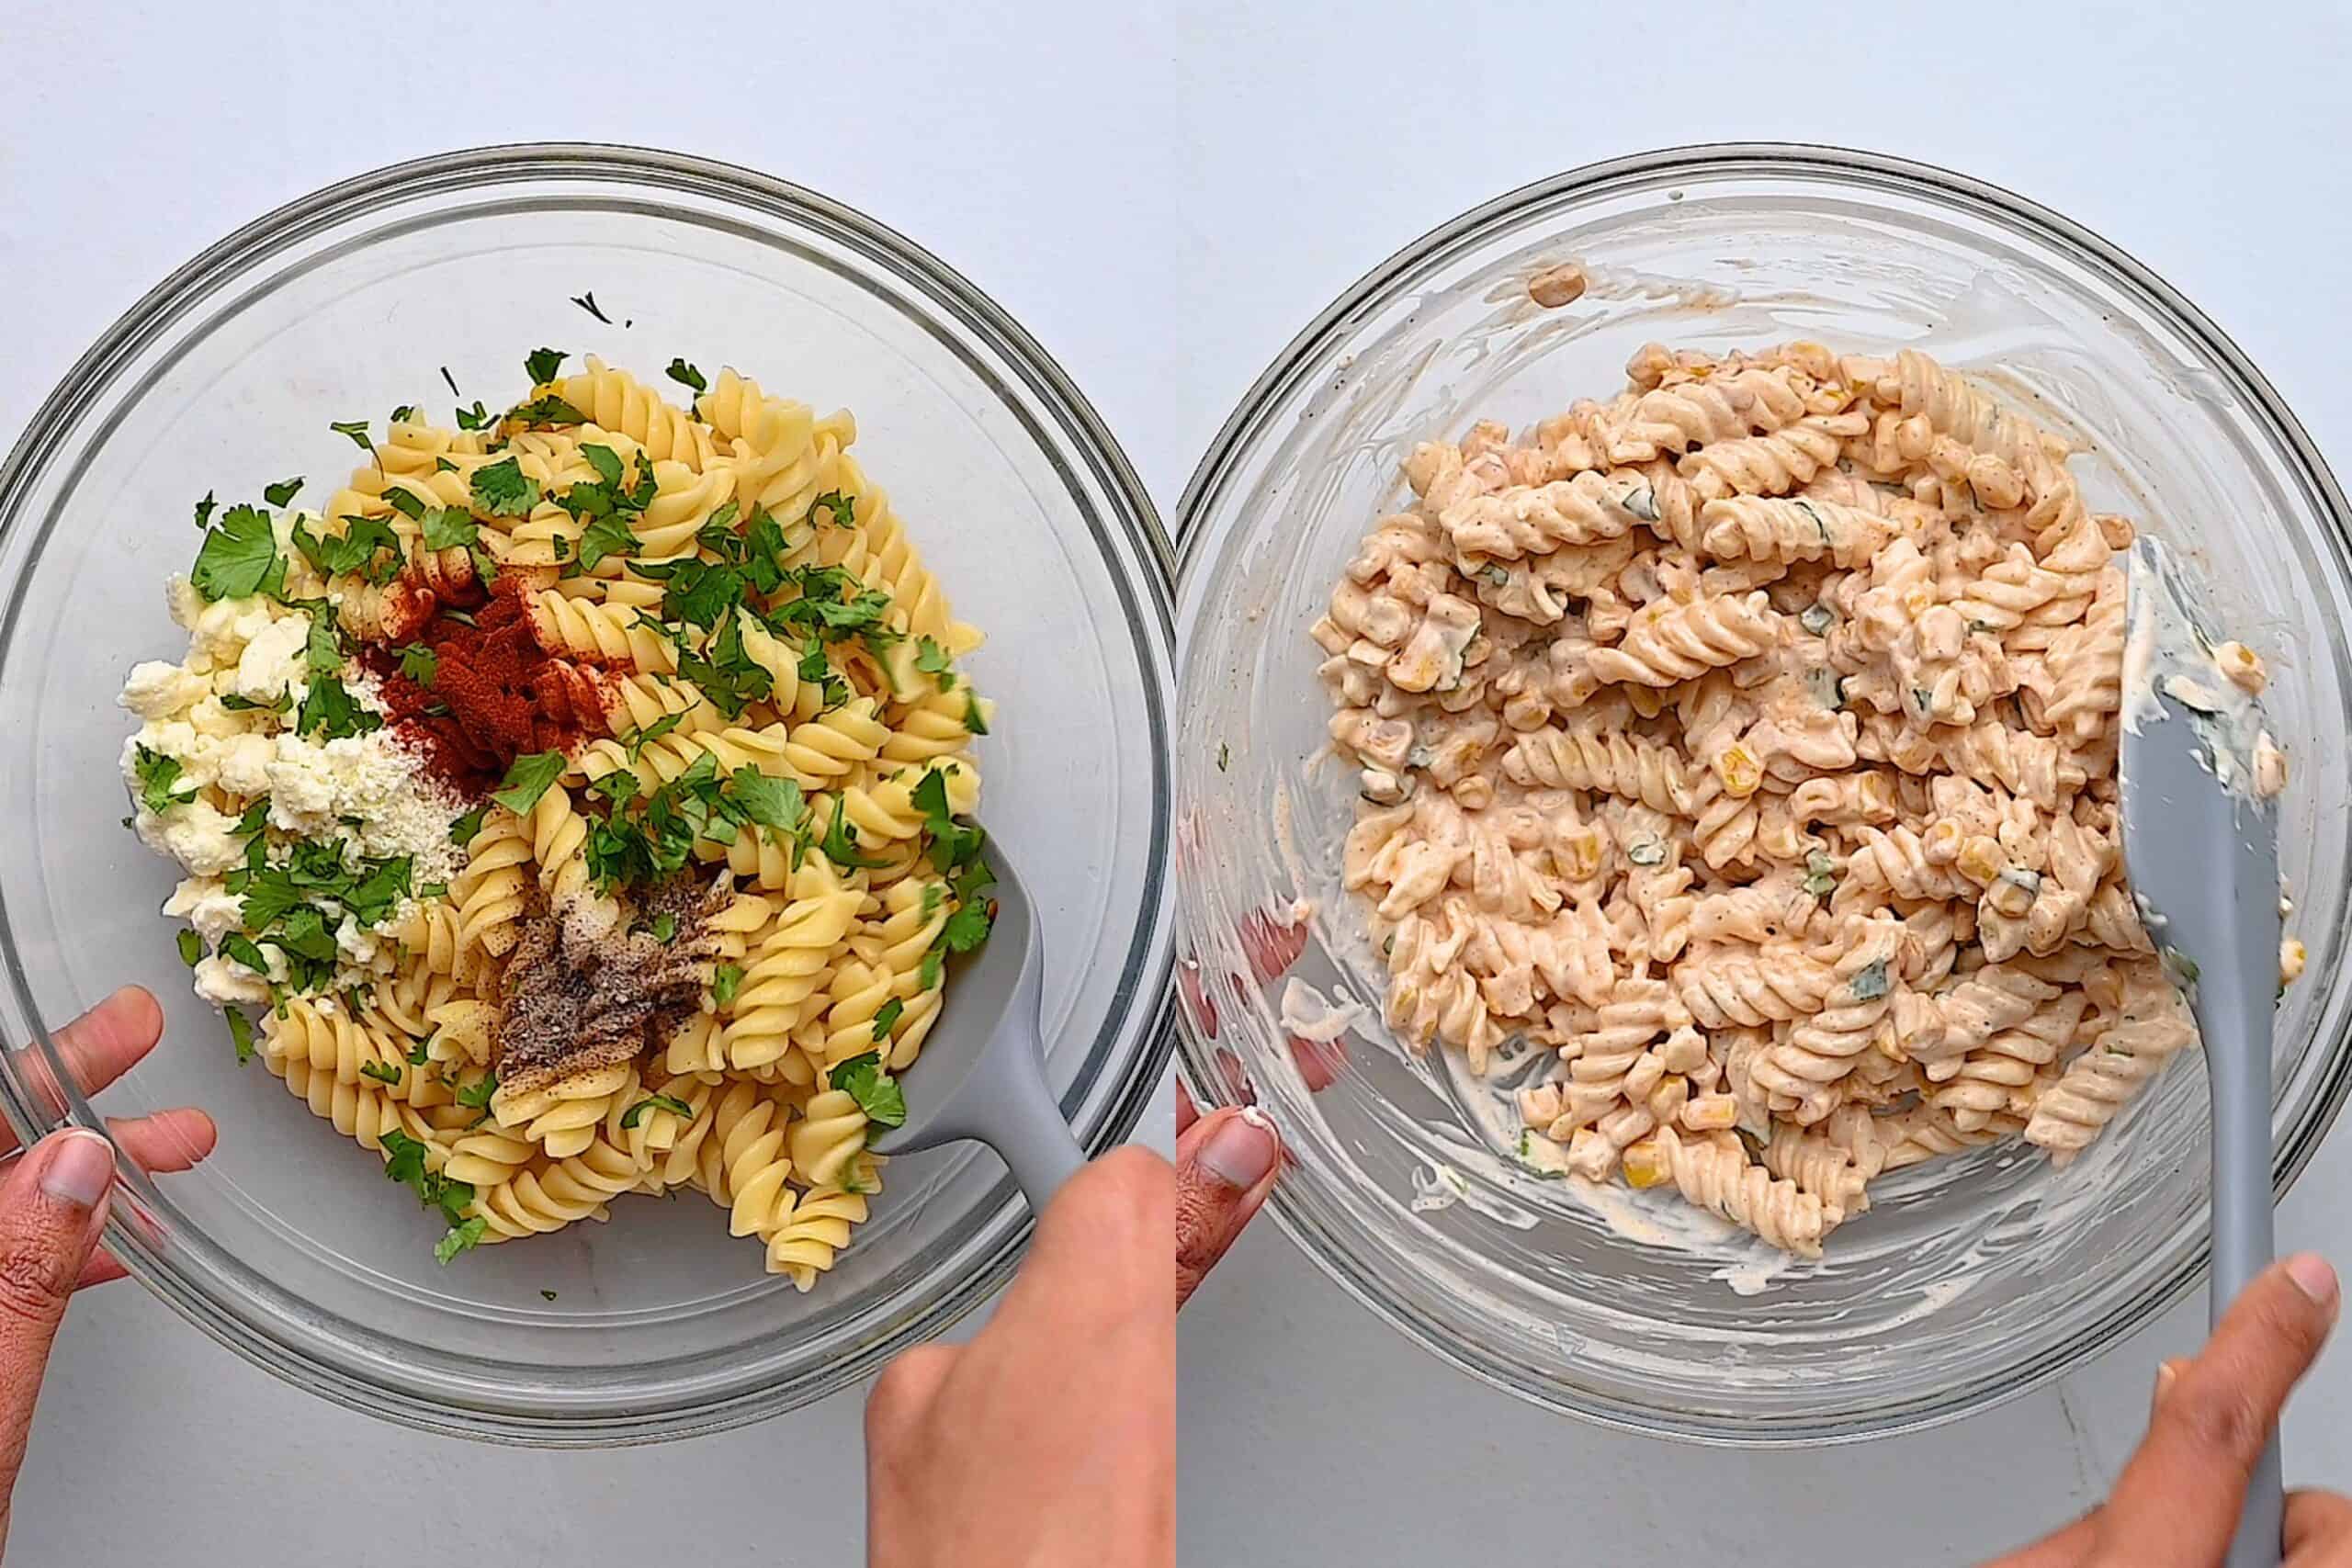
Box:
[1175,1083,1280,1310]
[1989,1252,2343,1566]
[0,986,216,1552]
[865,1147,1172,1568]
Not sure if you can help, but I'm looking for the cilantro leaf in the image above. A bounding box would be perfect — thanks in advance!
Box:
[193,491,218,530]
[492,751,568,816]
[710,963,743,1009]
[619,1093,696,1130]
[399,643,437,684]
[581,444,624,487]
[942,899,995,953]
[225,1007,256,1064]
[830,1051,908,1129]
[727,768,805,837]
[422,507,481,551]
[910,767,985,874]
[305,615,342,680]
[190,504,280,601]
[526,347,567,387]
[291,515,402,583]
[469,457,537,518]
[263,477,304,507]
[914,637,955,689]
[576,511,638,572]
[810,489,856,528]
[453,400,492,431]
[871,997,904,1041]
[295,674,383,741]
[964,691,989,735]
[177,930,203,966]
[329,418,374,452]
[587,767,640,807]
[455,1073,497,1111]
[650,911,676,942]
[131,746,198,814]
[571,291,610,323]
[435,1215,487,1264]
[664,357,707,394]
[382,487,426,521]
[359,1059,403,1086]
[509,394,587,426]
[448,803,491,846]
[818,794,886,870]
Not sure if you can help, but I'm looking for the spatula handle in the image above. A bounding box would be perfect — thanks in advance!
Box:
[2202,955,2280,1568]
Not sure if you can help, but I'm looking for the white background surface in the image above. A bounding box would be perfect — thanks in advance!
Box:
[5,3,2350,1564]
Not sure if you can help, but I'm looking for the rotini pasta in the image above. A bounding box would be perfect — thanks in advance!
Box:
[1317,340,2295,1254]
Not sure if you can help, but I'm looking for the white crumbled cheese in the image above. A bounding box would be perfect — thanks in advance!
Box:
[122,584,470,1013]
[163,877,246,944]
[121,660,212,720]
[192,953,271,1007]
[133,798,247,876]
[232,610,311,705]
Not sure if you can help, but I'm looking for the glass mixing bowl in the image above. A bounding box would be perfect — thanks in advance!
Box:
[0,144,1176,1443]
[1173,143,2352,1444]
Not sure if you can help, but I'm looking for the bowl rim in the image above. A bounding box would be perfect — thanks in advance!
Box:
[0,140,1180,1444]
[1171,139,2352,1445]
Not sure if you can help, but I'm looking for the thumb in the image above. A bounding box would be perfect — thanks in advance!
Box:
[2094,1252,2338,1567]
[1175,1107,1280,1310]
[0,1132,114,1500]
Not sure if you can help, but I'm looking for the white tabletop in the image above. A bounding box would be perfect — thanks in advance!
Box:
[7,3,2350,1564]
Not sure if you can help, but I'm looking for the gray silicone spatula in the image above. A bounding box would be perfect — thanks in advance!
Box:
[865,841,1085,1211]
[2120,537,2285,1568]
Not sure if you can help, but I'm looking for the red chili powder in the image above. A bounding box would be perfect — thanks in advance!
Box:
[362,581,617,795]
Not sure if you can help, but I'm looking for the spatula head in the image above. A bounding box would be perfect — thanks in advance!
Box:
[865,838,1044,1156]
[2117,538,2281,987]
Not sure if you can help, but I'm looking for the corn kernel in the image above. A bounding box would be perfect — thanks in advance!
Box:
[1680,1094,1740,1131]
[2214,640,2267,694]
[1714,746,1760,799]
[1647,1075,1690,1126]
[1956,837,2007,886]
[1557,826,1605,882]
[1658,1029,1708,1075]
[1621,1137,1674,1190]
[2282,937,2308,986]
[1566,1125,1618,1180]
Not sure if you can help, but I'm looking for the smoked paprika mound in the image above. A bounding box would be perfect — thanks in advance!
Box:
[363,581,616,795]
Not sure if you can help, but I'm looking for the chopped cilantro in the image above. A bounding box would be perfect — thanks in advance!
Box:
[305,615,342,679]
[571,291,610,323]
[664,357,707,394]
[914,637,955,689]
[176,930,203,966]
[224,1007,256,1065]
[941,898,995,954]
[809,489,856,528]
[622,711,684,760]
[1217,742,1230,773]
[295,674,383,742]
[576,510,639,572]
[540,1289,559,1302]
[329,417,373,453]
[818,794,886,871]
[422,507,481,551]
[263,477,304,507]
[508,394,587,426]
[469,457,537,518]
[435,1215,487,1264]
[587,767,641,807]
[448,803,491,846]
[650,910,677,942]
[359,1059,403,1086]
[453,400,492,431]
[440,366,462,398]
[492,750,568,816]
[290,514,403,583]
[525,347,567,387]
[1850,959,1892,1002]
[382,487,426,521]
[131,746,198,814]
[728,768,805,839]
[193,491,218,530]
[398,643,437,684]
[390,404,418,424]
[710,963,744,1009]
[619,1092,696,1130]
[190,504,280,600]
[581,444,624,487]
[870,997,904,1042]
[830,1052,908,1129]
[963,691,989,735]
[455,1073,497,1111]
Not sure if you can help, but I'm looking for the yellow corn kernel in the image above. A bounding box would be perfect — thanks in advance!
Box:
[1646,1075,1690,1126]
[1556,826,1605,883]
[2281,937,2307,986]
[2214,640,2267,694]
[1713,746,1760,799]
[1956,836,2007,886]
[1566,1125,1618,1180]
[1621,1136,1674,1190]
[1680,1094,1740,1132]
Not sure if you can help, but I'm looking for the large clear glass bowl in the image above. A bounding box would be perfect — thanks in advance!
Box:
[0,144,1176,1444]
[1173,144,2352,1444]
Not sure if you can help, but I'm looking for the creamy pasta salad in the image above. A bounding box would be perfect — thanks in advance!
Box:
[122,352,996,1280]
[1315,341,2297,1257]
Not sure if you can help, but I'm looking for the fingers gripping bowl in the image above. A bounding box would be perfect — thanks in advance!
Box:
[1174,145,2352,1443]
[0,146,1176,1442]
